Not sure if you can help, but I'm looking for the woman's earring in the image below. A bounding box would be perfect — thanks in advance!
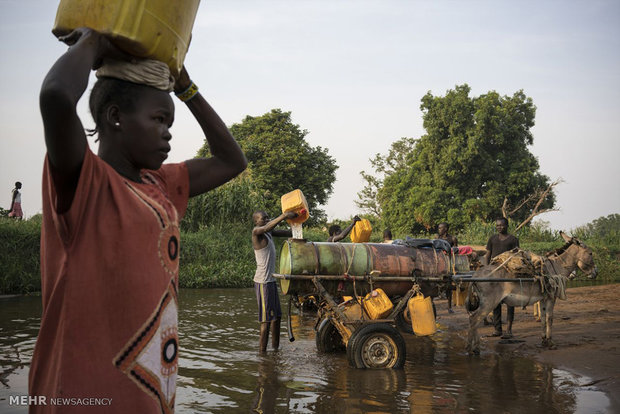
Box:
[115,122,120,127]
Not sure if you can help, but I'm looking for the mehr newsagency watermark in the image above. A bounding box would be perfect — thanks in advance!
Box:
[9,395,112,407]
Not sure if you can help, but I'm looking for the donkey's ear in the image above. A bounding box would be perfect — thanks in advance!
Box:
[560,231,572,243]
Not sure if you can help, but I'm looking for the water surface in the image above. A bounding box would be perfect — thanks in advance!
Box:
[0,289,611,413]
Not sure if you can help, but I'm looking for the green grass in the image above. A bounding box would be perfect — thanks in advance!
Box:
[0,216,41,294]
[179,223,332,288]
[1,216,618,294]
[179,224,255,288]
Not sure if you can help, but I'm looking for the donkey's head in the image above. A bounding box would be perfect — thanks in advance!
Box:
[560,232,597,278]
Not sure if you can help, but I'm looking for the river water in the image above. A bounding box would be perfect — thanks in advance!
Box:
[0,288,611,413]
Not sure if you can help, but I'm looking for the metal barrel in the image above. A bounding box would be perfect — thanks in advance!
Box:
[278,240,469,297]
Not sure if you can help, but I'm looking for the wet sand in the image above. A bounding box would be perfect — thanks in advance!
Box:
[436,283,620,412]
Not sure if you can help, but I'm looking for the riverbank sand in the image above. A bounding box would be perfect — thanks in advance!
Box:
[436,283,620,412]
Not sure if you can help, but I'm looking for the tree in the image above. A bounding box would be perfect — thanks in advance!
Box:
[502,178,562,231]
[356,138,416,218]
[367,84,555,233]
[574,213,620,243]
[196,109,338,224]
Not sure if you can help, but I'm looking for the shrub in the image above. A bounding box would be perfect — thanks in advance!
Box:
[2,215,618,293]
[0,217,41,294]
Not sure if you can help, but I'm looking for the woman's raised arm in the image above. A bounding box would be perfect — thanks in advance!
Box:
[175,68,247,197]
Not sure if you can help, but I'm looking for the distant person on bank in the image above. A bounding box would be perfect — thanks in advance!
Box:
[8,181,23,219]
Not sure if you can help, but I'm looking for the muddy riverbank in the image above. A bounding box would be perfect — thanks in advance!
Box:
[436,283,620,412]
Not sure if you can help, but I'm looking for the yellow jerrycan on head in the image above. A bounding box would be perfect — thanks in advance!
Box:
[52,0,201,77]
[408,294,437,336]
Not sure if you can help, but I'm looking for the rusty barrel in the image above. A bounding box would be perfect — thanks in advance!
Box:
[278,241,469,297]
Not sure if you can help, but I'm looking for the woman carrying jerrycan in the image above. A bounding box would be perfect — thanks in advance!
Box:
[29,25,246,413]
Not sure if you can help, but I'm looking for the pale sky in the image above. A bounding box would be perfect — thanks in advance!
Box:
[1,0,619,231]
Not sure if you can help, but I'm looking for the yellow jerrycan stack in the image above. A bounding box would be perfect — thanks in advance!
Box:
[280,189,310,224]
[341,289,393,320]
[408,295,437,336]
[52,0,201,77]
[350,218,372,243]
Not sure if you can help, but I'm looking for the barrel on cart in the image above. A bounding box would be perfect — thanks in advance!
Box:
[274,240,472,369]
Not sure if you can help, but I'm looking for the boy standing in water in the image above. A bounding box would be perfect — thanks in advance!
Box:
[8,182,23,219]
[30,28,246,413]
[252,210,296,353]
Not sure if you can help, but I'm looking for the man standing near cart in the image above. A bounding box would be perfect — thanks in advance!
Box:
[484,217,520,338]
[436,222,458,313]
[252,210,297,353]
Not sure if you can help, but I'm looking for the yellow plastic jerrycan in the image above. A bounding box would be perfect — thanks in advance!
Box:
[452,285,468,307]
[363,288,393,319]
[408,295,437,336]
[350,219,372,243]
[280,189,310,224]
[52,0,201,77]
[340,297,363,320]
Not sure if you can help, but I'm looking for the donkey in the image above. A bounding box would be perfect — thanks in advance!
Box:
[465,232,597,354]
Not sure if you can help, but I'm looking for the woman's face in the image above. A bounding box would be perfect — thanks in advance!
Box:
[119,88,175,171]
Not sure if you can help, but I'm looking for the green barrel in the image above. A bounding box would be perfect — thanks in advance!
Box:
[278,241,469,297]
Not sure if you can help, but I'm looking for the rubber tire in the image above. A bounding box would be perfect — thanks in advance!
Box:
[346,323,406,369]
[395,307,414,335]
[316,318,346,353]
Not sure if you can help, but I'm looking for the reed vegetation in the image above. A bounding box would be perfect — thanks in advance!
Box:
[0,216,41,294]
[1,215,618,294]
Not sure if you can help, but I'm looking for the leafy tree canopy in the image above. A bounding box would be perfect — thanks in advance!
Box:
[573,213,620,244]
[366,84,555,233]
[195,109,337,225]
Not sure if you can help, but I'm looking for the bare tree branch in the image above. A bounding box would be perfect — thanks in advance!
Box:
[508,192,538,216]
[514,178,564,231]
[515,208,560,231]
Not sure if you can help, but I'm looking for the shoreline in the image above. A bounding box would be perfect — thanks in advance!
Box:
[436,283,620,412]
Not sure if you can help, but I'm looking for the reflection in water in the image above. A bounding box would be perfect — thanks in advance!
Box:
[252,356,280,413]
[0,289,612,413]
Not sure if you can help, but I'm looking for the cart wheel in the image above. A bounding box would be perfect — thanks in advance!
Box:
[395,307,414,334]
[346,324,406,369]
[316,318,346,353]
